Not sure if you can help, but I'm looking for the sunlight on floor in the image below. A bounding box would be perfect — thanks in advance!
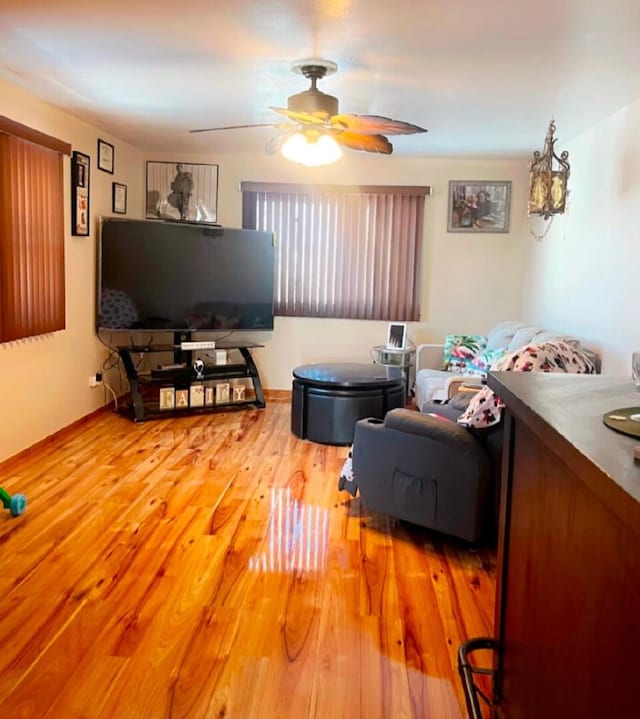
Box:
[248,487,330,574]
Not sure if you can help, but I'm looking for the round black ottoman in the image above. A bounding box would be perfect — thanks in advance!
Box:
[291,362,405,445]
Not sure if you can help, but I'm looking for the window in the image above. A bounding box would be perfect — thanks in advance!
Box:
[241,182,429,321]
[0,116,70,342]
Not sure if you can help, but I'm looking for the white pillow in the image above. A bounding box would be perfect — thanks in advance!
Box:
[486,320,525,350]
[506,326,542,352]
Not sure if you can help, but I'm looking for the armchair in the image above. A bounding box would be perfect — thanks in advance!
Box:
[349,402,499,543]
[343,340,597,543]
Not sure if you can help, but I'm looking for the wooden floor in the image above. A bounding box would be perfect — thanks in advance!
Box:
[0,396,496,718]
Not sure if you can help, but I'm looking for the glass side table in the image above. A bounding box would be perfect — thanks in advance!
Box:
[370,345,416,402]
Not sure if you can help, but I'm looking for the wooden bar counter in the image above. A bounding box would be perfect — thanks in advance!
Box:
[487,372,640,719]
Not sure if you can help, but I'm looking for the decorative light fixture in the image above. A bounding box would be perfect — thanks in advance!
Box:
[528,119,570,220]
[280,130,343,166]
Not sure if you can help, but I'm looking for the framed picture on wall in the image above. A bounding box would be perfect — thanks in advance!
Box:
[145,161,218,223]
[112,182,127,214]
[447,180,512,233]
[71,151,90,236]
[97,139,114,173]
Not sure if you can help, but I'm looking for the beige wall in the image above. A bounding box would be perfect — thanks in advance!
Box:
[144,150,530,389]
[0,75,530,463]
[0,78,144,463]
[521,97,640,375]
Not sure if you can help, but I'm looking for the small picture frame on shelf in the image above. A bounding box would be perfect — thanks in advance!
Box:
[233,384,246,402]
[97,139,114,173]
[112,182,127,214]
[386,322,407,350]
[71,151,90,236]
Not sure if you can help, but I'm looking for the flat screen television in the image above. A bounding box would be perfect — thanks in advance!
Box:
[97,218,275,333]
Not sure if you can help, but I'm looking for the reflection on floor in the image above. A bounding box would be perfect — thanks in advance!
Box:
[249,487,330,574]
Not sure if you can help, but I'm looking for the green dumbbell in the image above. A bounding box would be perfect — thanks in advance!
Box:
[0,487,27,517]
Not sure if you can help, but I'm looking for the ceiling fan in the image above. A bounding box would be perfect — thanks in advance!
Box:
[190,59,427,163]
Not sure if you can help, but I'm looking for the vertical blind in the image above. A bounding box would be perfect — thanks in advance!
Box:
[242,183,429,321]
[0,120,69,342]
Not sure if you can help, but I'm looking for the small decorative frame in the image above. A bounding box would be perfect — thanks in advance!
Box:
[447,180,512,233]
[112,182,127,214]
[97,139,114,174]
[71,151,90,236]
[386,322,407,350]
[145,161,219,223]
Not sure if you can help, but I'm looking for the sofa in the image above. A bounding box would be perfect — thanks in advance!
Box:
[414,320,598,407]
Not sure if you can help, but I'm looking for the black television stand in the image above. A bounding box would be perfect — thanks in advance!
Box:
[117,340,266,422]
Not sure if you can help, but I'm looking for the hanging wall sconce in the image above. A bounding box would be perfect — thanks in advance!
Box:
[528,120,570,238]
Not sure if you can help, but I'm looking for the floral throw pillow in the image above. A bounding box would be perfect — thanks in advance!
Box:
[457,341,595,429]
[442,334,488,373]
[466,348,508,377]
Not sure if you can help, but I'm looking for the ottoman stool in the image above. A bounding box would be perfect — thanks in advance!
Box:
[291,362,405,445]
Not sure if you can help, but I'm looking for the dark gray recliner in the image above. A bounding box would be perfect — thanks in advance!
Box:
[344,397,502,543]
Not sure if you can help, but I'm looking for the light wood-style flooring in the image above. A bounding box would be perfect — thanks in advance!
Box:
[0,396,496,718]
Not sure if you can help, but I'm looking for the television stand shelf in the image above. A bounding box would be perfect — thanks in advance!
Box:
[117,341,265,422]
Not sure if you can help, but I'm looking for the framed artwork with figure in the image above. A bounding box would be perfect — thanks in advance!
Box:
[145,161,219,223]
[447,180,511,233]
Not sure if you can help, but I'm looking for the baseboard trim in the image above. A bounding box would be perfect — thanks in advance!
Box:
[0,402,113,472]
[1,390,293,471]
[264,389,292,402]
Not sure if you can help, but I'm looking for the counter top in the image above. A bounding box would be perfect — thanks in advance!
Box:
[487,372,640,536]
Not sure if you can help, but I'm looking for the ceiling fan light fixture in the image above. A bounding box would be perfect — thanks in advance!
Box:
[190,58,427,160]
[287,60,339,117]
[280,132,343,167]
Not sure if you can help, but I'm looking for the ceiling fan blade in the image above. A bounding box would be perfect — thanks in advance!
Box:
[270,107,330,125]
[330,114,427,136]
[334,132,393,155]
[190,123,279,133]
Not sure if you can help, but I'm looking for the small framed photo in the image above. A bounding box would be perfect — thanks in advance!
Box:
[112,182,127,214]
[71,151,90,236]
[97,139,114,174]
[447,180,512,233]
[386,322,407,350]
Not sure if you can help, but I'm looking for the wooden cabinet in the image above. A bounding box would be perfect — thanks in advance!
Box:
[488,373,640,718]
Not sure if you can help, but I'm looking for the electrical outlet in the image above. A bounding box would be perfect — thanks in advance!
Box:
[89,373,103,388]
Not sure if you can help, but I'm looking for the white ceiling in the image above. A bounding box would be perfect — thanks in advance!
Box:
[1,0,639,159]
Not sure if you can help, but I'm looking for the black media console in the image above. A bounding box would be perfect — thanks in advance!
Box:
[117,341,265,422]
